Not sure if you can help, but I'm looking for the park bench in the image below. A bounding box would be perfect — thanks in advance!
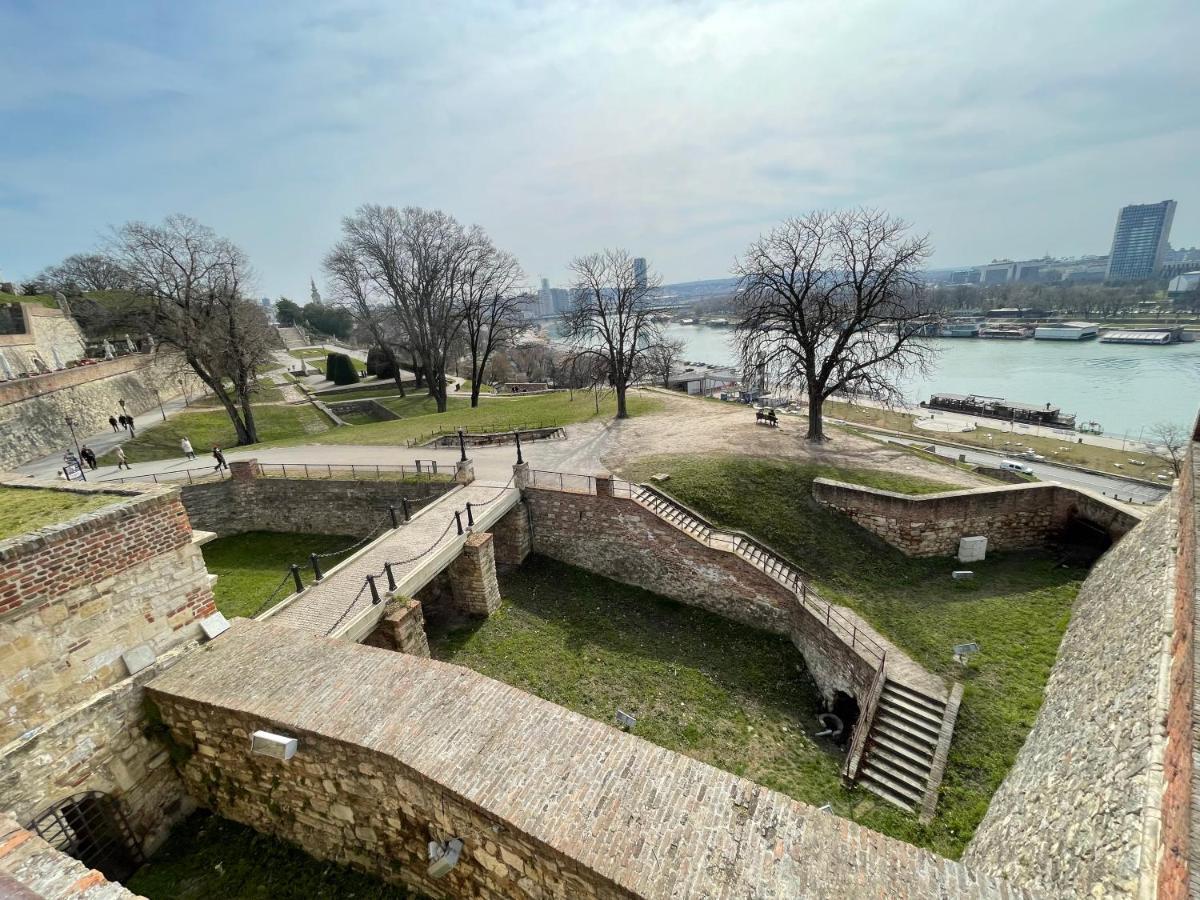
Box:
[755,408,779,427]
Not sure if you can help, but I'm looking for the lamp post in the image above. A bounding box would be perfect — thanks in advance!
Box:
[457,428,467,463]
[64,415,85,482]
[153,388,166,421]
[515,431,524,465]
[179,378,190,407]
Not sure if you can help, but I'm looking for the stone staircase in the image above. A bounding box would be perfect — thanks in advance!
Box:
[276,325,309,350]
[856,679,950,814]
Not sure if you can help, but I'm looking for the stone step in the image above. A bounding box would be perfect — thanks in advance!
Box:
[861,758,926,803]
[868,744,932,783]
[879,692,944,729]
[857,772,917,812]
[871,731,936,771]
[883,680,947,716]
[873,722,938,760]
[877,711,940,746]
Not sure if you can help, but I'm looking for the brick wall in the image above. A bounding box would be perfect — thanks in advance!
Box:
[962,480,1182,897]
[0,482,214,743]
[812,478,1141,557]
[519,487,876,703]
[363,599,430,657]
[179,464,456,537]
[146,618,1021,900]
[0,813,141,898]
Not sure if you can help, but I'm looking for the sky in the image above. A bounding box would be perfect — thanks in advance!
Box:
[1,0,1197,299]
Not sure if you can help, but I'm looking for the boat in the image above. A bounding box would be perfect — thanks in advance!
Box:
[921,393,1077,429]
[1033,321,1099,341]
[939,321,980,338]
[979,323,1034,339]
[1078,421,1104,434]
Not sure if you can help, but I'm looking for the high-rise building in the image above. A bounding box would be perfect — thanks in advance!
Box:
[538,278,553,317]
[633,257,648,290]
[1105,200,1176,281]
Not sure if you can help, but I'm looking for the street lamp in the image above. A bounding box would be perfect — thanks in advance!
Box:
[153,388,166,421]
[63,415,86,482]
[179,378,190,407]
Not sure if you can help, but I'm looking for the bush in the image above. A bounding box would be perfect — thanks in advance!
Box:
[366,346,396,379]
[326,352,360,386]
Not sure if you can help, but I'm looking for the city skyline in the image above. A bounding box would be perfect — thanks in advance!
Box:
[2,1,1198,299]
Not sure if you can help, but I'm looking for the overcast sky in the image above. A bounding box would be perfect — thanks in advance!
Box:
[2,0,1197,298]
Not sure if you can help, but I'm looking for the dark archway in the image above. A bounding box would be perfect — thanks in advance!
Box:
[1056,516,1113,567]
[830,691,861,748]
[28,791,143,883]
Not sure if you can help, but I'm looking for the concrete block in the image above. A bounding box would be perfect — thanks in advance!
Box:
[958,535,988,562]
[121,643,156,675]
[200,612,231,639]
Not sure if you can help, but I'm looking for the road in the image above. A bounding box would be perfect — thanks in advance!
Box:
[871,431,1168,505]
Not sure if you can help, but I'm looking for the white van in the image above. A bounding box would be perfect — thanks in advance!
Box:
[999,459,1034,475]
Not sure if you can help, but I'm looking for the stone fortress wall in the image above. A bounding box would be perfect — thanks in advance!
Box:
[812,478,1141,557]
[179,460,459,537]
[0,349,206,471]
[0,302,88,373]
[962,437,1197,899]
[0,478,216,858]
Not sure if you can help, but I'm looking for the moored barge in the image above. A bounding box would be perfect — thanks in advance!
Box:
[921,393,1077,429]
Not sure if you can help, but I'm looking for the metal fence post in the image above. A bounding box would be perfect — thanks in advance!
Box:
[388,505,399,528]
[290,564,303,593]
[455,511,464,535]
[401,497,411,521]
[466,502,474,526]
[367,574,381,605]
[384,562,397,591]
[310,553,323,581]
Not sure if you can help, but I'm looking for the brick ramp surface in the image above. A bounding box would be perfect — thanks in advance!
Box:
[149,619,1024,900]
[268,481,517,636]
[0,815,140,899]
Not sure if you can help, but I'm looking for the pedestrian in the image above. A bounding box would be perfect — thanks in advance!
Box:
[118,414,128,431]
[181,437,196,460]
[81,446,97,470]
[108,415,119,433]
[212,446,227,472]
[126,416,136,437]
[115,446,131,470]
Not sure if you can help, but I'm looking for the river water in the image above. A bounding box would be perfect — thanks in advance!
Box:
[656,322,1200,437]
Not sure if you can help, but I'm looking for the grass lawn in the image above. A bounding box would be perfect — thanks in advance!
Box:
[432,557,846,817]
[200,531,360,618]
[315,383,415,401]
[0,290,57,308]
[190,379,284,407]
[616,455,1083,858]
[98,404,333,464]
[258,390,661,450]
[825,399,1170,480]
[0,486,119,540]
[126,812,414,899]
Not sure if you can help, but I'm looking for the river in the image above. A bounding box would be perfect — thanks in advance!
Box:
[655,322,1200,437]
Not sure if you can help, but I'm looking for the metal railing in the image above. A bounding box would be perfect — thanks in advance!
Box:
[404,422,566,448]
[528,472,887,666]
[99,465,231,486]
[843,659,887,780]
[255,461,450,481]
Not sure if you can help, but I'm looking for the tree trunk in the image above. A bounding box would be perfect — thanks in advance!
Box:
[385,348,406,397]
[429,366,448,412]
[806,388,825,441]
[615,383,628,419]
[239,392,260,444]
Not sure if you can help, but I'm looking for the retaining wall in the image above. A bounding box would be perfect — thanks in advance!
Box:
[178,461,457,537]
[0,813,141,898]
[146,618,1020,900]
[0,350,205,470]
[0,481,214,743]
[962,478,1186,897]
[519,486,876,703]
[812,478,1141,557]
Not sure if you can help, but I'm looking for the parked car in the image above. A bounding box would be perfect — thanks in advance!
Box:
[999,459,1034,475]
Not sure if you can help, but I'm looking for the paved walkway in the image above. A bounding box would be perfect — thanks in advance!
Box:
[266,480,519,639]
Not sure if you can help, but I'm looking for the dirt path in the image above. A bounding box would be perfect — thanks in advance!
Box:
[598,391,989,487]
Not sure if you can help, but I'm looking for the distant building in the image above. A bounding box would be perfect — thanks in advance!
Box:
[1105,200,1176,281]
[1168,271,1200,300]
[979,262,1014,284]
[1034,321,1099,341]
[537,278,554,317]
[551,288,572,313]
[948,269,980,285]
[633,257,648,290]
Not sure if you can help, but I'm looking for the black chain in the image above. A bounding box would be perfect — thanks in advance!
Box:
[323,578,371,636]
[251,570,297,618]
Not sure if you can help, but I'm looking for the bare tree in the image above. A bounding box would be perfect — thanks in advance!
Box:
[561,249,661,419]
[733,208,935,440]
[40,253,132,294]
[108,215,274,445]
[324,243,408,397]
[458,233,527,407]
[644,336,687,388]
[336,205,474,412]
[1149,422,1188,476]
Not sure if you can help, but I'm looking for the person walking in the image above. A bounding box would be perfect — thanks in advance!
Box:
[212,446,227,472]
[118,414,128,431]
[126,415,136,437]
[180,437,196,460]
[114,446,131,470]
[108,415,119,433]
[80,446,97,470]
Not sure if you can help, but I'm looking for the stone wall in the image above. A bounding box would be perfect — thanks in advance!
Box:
[0,481,215,743]
[0,303,87,373]
[812,478,1141,557]
[0,350,205,470]
[178,461,457,537]
[519,486,877,703]
[962,483,1183,897]
[0,646,194,857]
[363,599,430,657]
[146,618,1021,900]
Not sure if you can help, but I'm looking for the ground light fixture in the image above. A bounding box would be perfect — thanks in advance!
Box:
[250,730,298,761]
[427,838,464,878]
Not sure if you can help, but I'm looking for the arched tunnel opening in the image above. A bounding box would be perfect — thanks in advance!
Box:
[1055,516,1113,567]
[819,691,861,748]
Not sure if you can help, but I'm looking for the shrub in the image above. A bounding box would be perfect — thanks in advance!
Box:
[326,352,360,386]
[366,346,396,379]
